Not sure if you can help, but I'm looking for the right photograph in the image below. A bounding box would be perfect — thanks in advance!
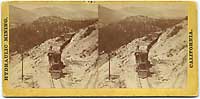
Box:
[97,3,188,88]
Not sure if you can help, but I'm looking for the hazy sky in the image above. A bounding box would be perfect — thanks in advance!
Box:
[101,4,188,19]
[12,4,98,12]
[12,3,187,19]
[101,4,187,10]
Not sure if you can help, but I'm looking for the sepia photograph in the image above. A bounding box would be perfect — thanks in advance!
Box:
[9,4,98,88]
[9,3,188,89]
[98,4,188,88]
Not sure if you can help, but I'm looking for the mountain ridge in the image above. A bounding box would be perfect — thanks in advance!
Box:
[10,5,98,26]
[10,16,98,53]
[99,15,184,53]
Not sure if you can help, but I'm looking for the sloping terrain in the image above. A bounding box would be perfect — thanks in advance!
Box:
[9,15,187,88]
[60,24,98,88]
[9,23,98,88]
[148,20,188,88]
[92,19,187,88]
[9,37,65,88]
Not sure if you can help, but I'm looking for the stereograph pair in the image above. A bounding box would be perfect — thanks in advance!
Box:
[2,1,198,97]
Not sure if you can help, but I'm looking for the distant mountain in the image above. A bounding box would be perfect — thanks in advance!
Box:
[99,6,126,24]
[10,16,98,53]
[99,15,184,53]
[9,6,97,27]
[32,7,97,20]
[33,16,67,23]
[122,6,187,19]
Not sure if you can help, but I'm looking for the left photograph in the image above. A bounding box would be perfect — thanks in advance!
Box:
[9,4,98,88]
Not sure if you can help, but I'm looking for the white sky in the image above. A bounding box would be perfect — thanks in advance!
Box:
[101,3,188,19]
[12,3,188,19]
[12,4,98,12]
